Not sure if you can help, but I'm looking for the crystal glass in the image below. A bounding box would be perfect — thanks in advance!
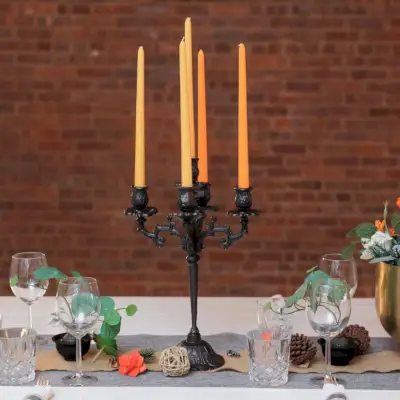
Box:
[306,277,351,386]
[247,323,292,387]
[0,328,36,384]
[10,252,49,330]
[56,277,100,386]
[319,253,358,297]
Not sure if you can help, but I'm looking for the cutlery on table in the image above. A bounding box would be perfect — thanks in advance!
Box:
[22,375,54,400]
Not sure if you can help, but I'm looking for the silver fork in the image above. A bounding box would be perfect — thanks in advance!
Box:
[37,375,54,400]
[325,375,349,400]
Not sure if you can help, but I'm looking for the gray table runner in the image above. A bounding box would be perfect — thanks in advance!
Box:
[30,334,400,390]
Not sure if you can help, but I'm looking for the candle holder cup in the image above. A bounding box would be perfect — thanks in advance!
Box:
[125,160,259,370]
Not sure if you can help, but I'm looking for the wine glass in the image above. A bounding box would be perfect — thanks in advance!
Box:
[10,252,49,330]
[306,277,351,386]
[319,253,358,297]
[56,277,100,386]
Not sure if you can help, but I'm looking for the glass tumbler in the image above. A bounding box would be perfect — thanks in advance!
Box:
[247,323,293,387]
[0,328,36,384]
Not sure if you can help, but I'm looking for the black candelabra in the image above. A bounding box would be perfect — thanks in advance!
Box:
[125,158,259,371]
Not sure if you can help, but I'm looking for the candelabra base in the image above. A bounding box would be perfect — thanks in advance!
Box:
[178,337,225,371]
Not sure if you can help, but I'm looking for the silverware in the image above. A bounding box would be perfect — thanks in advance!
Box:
[324,375,349,400]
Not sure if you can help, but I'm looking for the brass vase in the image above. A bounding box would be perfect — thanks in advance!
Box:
[375,262,400,341]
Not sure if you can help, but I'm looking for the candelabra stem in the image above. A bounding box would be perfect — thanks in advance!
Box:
[187,254,200,342]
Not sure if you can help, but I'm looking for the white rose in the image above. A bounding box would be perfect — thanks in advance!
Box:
[369,231,393,251]
[360,249,374,260]
[361,238,371,249]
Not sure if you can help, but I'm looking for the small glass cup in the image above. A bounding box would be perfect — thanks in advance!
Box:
[247,323,292,387]
[0,328,36,384]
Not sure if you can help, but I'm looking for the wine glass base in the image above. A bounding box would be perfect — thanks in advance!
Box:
[62,374,98,386]
[309,375,346,388]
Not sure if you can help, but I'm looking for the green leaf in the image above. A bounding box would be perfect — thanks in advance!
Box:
[71,293,99,316]
[126,304,138,317]
[72,271,81,278]
[355,223,377,239]
[346,228,359,239]
[100,320,121,340]
[369,256,396,264]
[305,270,331,283]
[100,296,115,316]
[34,266,66,280]
[93,334,118,357]
[341,242,357,259]
[9,275,18,287]
[306,265,318,274]
[328,279,347,302]
[104,310,121,326]
[391,213,400,231]
[263,302,272,311]
[285,282,307,307]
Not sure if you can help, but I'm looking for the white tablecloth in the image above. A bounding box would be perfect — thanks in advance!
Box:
[0,296,395,399]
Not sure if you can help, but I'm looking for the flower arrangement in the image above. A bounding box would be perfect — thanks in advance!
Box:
[29,266,137,357]
[341,197,400,265]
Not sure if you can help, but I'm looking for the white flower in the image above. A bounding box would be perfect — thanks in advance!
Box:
[270,294,285,312]
[360,249,374,260]
[361,238,371,249]
[369,231,393,251]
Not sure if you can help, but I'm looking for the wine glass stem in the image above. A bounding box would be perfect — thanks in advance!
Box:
[76,337,83,379]
[28,304,33,330]
[324,337,332,380]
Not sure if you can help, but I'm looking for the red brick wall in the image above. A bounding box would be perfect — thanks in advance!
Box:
[1,0,399,297]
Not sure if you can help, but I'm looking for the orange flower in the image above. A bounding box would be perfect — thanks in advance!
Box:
[118,351,147,377]
[390,227,398,237]
[397,197,400,209]
[375,220,385,232]
[262,331,272,342]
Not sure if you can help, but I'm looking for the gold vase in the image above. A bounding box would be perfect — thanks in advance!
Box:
[375,262,400,341]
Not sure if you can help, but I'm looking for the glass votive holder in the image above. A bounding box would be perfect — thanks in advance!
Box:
[247,323,293,387]
[0,328,36,384]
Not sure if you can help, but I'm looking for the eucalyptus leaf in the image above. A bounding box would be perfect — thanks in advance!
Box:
[34,266,66,280]
[341,242,357,259]
[93,334,118,356]
[100,320,121,340]
[100,296,115,316]
[285,282,307,307]
[72,271,81,278]
[328,279,347,302]
[126,304,137,317]
[305,270,330,283]
[9,275,18,287]
[346,228,359,239]
[355,223,377,239]
[391,213,400,231]
[104,310,121,326]
[71,293,99,316]
[369,256,396,264]
[306,265,318,274]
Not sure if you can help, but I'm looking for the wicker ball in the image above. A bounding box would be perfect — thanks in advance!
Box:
[159,346,190,377]
[340,324,370,355]
[290,333,317,367]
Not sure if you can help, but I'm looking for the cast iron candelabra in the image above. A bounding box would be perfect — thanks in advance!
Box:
[125,158,259,371]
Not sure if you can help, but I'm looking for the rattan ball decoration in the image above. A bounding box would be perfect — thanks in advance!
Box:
[159,346,190,377]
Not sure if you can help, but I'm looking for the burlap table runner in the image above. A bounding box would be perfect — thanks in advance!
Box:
[36,334,400,374]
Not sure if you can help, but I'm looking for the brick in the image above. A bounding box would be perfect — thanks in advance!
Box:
[0,0,394,299]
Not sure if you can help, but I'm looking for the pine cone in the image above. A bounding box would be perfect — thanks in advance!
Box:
[340,324,370,355]
[290,333,317,366]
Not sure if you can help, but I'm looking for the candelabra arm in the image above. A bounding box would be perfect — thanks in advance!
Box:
[203,215,249,249]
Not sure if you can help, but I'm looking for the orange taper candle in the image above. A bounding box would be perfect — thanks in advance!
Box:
[179,39,192,188]
[185,17,196,158]
[238,43,249,189]
[197,50,208,183]
[134,46,145,187]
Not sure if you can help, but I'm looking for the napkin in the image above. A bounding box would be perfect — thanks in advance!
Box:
[322,383,348,400]
[22,386,54,400]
